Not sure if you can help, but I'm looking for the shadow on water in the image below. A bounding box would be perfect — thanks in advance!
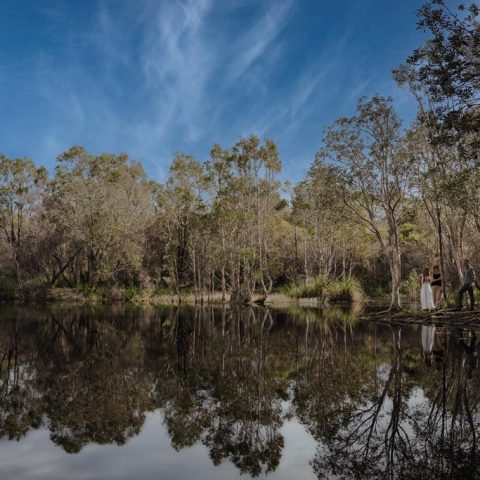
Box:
[0,304,479,479]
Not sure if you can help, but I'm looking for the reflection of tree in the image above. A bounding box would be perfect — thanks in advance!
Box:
[0,310,43,440]
[0,306,153,453]
[151,306,288,477]
[2,304,480,479]
[302,324,480,480]
[406,329,480,479]
[203,309,284,476]
[37,309,152,453]
[294,324,400,478]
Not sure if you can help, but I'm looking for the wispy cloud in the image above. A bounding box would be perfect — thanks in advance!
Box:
[137,0,214,147]
[237,30,351,140]
[228,0,296,82]
[0,0,419,184]
[91,4,132,68]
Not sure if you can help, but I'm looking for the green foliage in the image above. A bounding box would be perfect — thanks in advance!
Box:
[399,223,421,245]
[401,270,421,302]
[397,1,480,146]
[286,276,365,303]
[0,275,17,300]
[327,277,365,303]
[122,285,140,302]
[444,293,458,309]
[286,276,330,299]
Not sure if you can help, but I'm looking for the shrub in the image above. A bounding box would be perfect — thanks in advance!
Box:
[286,276,365,303]
[401,270,420,302]
[0,276,17,300]
[286,276,330,299]
[327,277,365,302]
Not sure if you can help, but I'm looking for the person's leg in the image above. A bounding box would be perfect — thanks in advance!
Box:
[468,286,474,309]
[434,286,442,308]
[458,285,468,308]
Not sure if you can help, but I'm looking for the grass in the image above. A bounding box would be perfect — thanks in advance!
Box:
[286,276,330,299]
[286,276,365,303]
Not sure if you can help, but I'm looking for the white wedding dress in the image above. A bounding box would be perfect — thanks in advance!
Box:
[421,325,435,354]
[420,276,435,310]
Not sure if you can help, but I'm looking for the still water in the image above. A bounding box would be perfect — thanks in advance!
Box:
[0,304,478,480]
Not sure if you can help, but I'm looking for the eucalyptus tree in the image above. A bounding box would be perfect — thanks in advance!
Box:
[403,126,449,290]
[155,153,210,300]
[403,0,480,150]
[208,136,282,303]
[293,157,372,282]
[394,62,478,284]
[45,146,154,289]
[320,96,411,309]
[0,154,46,286]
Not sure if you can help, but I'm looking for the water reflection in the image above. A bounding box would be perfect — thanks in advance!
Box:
[0,305,479,479]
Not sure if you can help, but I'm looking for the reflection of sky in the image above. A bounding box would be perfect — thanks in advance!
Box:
[0,382,438,479]
[0,410,317,480]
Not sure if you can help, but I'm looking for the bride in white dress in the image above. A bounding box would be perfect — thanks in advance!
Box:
[420,267,435,311]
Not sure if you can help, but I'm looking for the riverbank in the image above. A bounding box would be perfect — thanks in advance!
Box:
[2,286,374,308]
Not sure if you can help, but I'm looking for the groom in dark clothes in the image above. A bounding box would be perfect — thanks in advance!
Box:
[458,259,476,310]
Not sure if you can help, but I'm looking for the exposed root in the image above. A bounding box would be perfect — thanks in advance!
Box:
[360,308,480,327]
[365,306,404,317]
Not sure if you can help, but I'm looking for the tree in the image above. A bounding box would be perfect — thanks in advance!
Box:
[320,96,411,309]
[394,0,480,287]
[44,146,153,289]
[404,0,480,150]
[293,158,373,283]
[154,153,210,300]
[0,155,45,286]
[208,136,282,303]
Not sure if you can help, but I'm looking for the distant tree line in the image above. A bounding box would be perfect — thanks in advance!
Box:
[0,0,478,307]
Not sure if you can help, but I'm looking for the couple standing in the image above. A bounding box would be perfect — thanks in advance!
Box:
[420,265,442,311]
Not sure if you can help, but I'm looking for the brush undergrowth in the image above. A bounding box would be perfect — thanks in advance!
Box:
[286,276,365,303]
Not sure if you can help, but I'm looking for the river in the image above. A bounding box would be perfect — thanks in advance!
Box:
[0,304,478,479]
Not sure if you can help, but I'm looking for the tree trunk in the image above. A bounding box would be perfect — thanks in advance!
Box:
[303,233,309,284]
[230,258,253,304]
[259,274,273,303]
[220,266,227,302]
[192,247,198,304]
[435,205,447,299]
[389,254,402,310]
[13,247,22,287]
[386,217,402,310]
[294,224,299,277]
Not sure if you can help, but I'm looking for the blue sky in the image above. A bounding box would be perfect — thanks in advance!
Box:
[0,0,426,183]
